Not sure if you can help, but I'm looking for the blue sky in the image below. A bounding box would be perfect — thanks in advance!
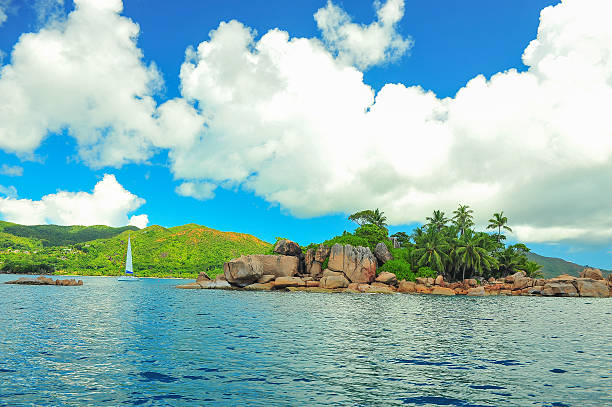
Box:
[1,0,611,269]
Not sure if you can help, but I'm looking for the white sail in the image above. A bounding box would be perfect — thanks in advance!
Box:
[125,236,133,274]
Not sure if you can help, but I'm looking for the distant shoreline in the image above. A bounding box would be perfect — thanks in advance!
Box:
[0,272,190,280]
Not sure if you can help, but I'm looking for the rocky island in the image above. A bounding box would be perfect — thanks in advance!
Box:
[5,276,84,286]
[178,239,612,298]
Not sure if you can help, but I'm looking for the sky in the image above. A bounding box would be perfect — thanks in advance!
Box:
[0,0,611,268]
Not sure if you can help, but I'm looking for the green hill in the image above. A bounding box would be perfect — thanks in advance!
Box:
[0,223,271,278]
[527,252,610,279]
[0,221,138,247]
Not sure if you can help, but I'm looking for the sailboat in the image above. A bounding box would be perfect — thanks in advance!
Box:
[118,235,138,281]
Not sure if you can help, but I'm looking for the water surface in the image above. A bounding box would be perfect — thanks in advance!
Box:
[0,274,610,406]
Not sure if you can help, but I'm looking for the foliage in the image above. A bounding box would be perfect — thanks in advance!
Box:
[323,232,369,250]
[379,259,413,281]
[416,266,437,279]
[487,212,512,242]
[354,224,388,249]
[0,224,271,278]
[348,208,387,229]
[452,204,474,237]
[0,221,138,247]
[524,261,544,278]
[390,232,410,247]
[425,210,449,232]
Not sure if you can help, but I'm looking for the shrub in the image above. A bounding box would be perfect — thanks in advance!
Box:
[354,224,388,249]
[323,233,369,249]
[416,266,437,279]
[379,259,414,281]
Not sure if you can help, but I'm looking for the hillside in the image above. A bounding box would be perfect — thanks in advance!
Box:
[0,223,271,278]
[0,221,138,247]
[527,252,609,279]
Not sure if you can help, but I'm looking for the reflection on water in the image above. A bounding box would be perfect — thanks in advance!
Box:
[0,274,610,406]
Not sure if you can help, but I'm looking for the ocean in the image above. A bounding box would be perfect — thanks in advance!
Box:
[0,275,610,406]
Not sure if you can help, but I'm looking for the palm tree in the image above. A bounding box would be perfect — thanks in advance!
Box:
[452,204,474,237]
[425,210,449,232]
[455,230,497,281]
[413,229,449,275]
[487,211,512,242]
[370,208,388,229]
[495,246,522,277]
[524,261,544,278]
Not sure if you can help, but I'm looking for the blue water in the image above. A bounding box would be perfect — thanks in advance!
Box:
[0,275,610,406]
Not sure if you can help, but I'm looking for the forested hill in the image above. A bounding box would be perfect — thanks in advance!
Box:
[0,223,271,278]
[526,252,610,279]
[0,221,138,247]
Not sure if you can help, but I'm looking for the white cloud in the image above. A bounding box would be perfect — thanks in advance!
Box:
[164,0,612,245]
[0,164,23,176]
[314,0,412,70]
[175,181,216,201]
[0,174,148,226]
[0,185,17,198]
[128,214,148,229]
[2,0,612,246]
[0,0,162,167]
[0,5,7,27]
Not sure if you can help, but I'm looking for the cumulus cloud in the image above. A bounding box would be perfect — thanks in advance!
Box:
[0,164,23,176]
[128,214,148,229]
[2,0,612,246]
[314,0,412,70]
[165,0,612,245]
[175,181,216,201]
[0,0,161,167]
[0,174,148,226]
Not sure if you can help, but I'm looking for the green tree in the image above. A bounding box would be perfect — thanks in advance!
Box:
[524,261,544,278]
[452,204,474,237]
[354,224,388,249]
[348,208,387,229]
[413,229,449,275]
[455,230,497,281]
[425,210,449,232]
[487,211,512,242]
[390,232,411,247]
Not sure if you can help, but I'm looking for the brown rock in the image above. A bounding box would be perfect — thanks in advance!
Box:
[375,271,398,286]
[579,267,604,280]
[374,242,393,265]
[435,275,444,285]
[274,276,305,288]
[309,262,323,279]
[465,279,478,287]
[432,287,455,296]
[505,271,526,283]
[273,239,302,256]
[306,280,320,287]
[315,245,331,263]
[196,272,211,282]
[415,284,432,294]
[427,277,435,285]
[347,282,360,291]
[322,269,342,278]
[224,255,299,286]
[500,289,512,295]
[550,274,577,282]
[467,286,486,296]
[488,277,496,283]
[415,277,429,285]
[541,282,578,297]
[199,279,232,289]
[397,280,416,293]
[513,276,533,291]
[534,279,546,286]
[366,282,396,293]
[257,274,276,284]
[319,274,350,289]
[244,282,275,291]
[327,244,376,283]
[176,282,202,289]
[357,283,371,292]
[575,279,609,297]
[525,287,542,295]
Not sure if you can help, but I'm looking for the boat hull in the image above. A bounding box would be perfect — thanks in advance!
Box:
[118,276,139,282]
